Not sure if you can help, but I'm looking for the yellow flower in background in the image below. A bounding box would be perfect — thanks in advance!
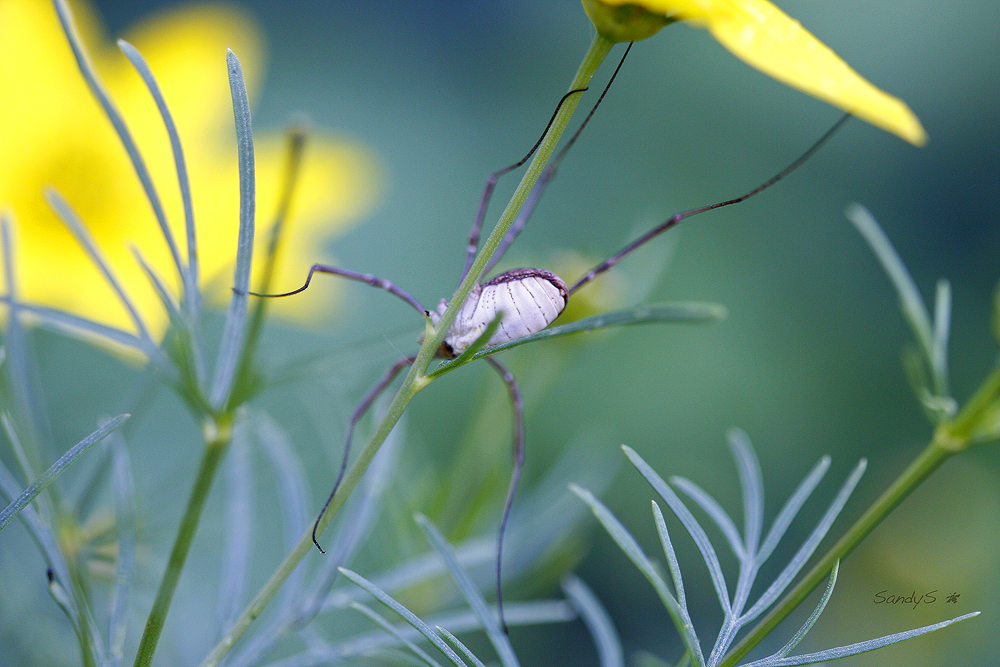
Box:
[0,0,380,338]
[582,0,928,146]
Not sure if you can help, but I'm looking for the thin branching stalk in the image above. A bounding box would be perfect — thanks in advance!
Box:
[210,50,257,410]
[720,400,1000,667]
[720,207,1000,665]
[127,47,258,667]
[132,416,233,667]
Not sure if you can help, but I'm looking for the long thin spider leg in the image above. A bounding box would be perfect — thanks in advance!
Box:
[483,43,634,276]
[248,263,427,316]
[459,87,591,286]
[311,355,417,552]
[484,356,524,635]
[568,112,852,294]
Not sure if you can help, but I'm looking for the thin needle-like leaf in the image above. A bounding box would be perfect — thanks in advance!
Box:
[44,189,160,357]
[756,457,830,565]
[623,446,731,617]
[670,477,743,559]
[770,562,839,659]
[416,514,519,667]
[571,484,705,667]
[107,436,136,667]
[52,0,184,279]
[845,204,933,370]
[1,214,15,300]
[117,40,200,313]
[651,503,690,625]
[722,430,766,653]
[327,601,574,662]
[3,217,139,366]
[232,126,307,403]
[46,573,88,655]
[0,414,129,531]
[741,459,866,623]
[0,218,57,460]
[0,462,101,659]
[445,303,726,370]
[323,538,495,614]
[2,415,36,495]
[338,567,469,667]
[931,279,952,400]
[0,463,71,591]
[649,503,704,666]
[728,429,764,556]
[438,626,489,667]
[0,298,149,356]
[739,612,979,667]
[351,602,445,667]
[562,575,624,667]
[210,49,256,409]
[0,218,28,406]
[130,246,183,327]
[670,469,752,664]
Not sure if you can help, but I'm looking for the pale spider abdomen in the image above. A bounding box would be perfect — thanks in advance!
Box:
[432,268,568,358]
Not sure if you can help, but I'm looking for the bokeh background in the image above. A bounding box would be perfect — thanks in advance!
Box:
[3,1,998,665]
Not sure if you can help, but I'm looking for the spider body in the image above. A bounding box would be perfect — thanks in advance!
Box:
[431,268,569,358]
[247,61,848,629]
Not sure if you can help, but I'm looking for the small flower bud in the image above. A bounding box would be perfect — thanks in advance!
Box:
[581,0,674,43]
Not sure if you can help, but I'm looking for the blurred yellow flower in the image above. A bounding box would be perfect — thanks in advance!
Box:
[0,0,380,338]
[583,0,927,146]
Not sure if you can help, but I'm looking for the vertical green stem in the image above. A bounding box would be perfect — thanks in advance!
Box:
[134,416,233,667]
[199,32,616,667]
[440,31,615,339]
[62,561,96,667]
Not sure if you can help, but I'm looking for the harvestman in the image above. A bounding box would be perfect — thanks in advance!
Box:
[250,47,849,626]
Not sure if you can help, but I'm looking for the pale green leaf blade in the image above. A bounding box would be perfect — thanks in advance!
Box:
[562,575,623,667]
[740,611,979,667]
[0,414,130,531]
[338,567,469,667]
[415,513,519,667]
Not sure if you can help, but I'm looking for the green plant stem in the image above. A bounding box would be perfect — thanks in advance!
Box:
[199,32,615,667]
[720,439,953,666]
[133,416,233,667]
[939,362,1000,445]
[63,564,96,667]
[721,358,1000,667]
[721,351,1000,666]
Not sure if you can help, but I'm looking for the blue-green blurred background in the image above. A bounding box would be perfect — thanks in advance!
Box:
[7,1,999,665]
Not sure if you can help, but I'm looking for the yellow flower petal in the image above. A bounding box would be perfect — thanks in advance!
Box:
[592,0,928,146]
[0,0,379,340]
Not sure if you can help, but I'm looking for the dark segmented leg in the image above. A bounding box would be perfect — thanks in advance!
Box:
[483,43,635,276]
[460,87,590,286]
[568,113,852,294]
[485,356,524,634]
[312,355,417,552]
[250,263,426,316]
